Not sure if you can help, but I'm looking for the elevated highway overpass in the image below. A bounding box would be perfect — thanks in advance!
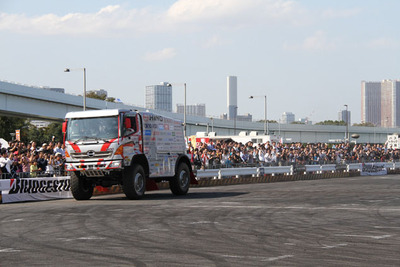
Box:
[0,80,395,143]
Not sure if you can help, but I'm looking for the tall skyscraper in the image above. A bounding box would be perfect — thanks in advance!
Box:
[145,82,172,112]
[361,80,400,127]
[281,112,295,124]
[338,109,351,125]
[227,76,237,120]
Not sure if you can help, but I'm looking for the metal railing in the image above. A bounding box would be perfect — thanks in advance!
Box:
[1,170,66,180]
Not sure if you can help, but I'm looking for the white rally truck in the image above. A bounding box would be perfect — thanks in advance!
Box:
[62,109,196,200]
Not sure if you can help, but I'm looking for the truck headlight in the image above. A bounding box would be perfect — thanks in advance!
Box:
[107,161,121,169]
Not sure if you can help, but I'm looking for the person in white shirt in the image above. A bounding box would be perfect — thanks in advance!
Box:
[0,150,14,176]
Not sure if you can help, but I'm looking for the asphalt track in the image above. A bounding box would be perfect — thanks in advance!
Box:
[1,175,400,266]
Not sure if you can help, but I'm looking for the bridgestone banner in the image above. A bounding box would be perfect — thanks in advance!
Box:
[1,177,72,204]
[360,163,388,176]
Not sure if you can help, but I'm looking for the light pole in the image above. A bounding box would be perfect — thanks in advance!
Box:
[249,95,267,135]
[64,68,87,111]
[344,104,348,143]
[167,82,187,137]
[234,106,238,135]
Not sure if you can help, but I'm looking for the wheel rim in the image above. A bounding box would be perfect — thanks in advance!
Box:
[134,173,144,193]
[179,170,189,188]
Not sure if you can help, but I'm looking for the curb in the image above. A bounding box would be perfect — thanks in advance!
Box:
[92,171,354,196]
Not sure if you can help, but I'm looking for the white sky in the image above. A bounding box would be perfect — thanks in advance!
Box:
[1,0,399,123]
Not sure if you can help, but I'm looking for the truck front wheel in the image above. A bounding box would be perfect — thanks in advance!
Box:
[170,163,190,195]
[122,164,146,200]
[70,172,94,200]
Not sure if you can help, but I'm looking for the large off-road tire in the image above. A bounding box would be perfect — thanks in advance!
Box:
[169,162,190,195]
[122,164,146,200]
[70,171,94,200]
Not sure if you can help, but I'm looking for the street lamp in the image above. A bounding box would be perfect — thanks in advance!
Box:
[249,95,267,135]
[167,82,186,137]
[234,106,238,135]
[344,104,348,143]
[64,67,87,111]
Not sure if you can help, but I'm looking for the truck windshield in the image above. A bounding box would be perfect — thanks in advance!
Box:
[66,116,118,142]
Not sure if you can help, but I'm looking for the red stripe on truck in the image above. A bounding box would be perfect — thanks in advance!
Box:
[101,139,116,151]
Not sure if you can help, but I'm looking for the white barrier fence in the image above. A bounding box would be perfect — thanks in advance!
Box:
[195,162,400,179]
[1,162,399,204]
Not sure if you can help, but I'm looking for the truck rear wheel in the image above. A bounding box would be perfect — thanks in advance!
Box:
[170,163,190,195]
[70,172,94,200]
[122,164,146,200]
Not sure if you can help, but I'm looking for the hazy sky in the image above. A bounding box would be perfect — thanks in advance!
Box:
[1,0,399,123]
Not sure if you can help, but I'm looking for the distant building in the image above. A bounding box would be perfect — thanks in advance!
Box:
[281,112,295,124]
[47,88,65,93]
[30,120,51,128]
[298,118,312,125]
[361,81,381,126]
[145,82,172,112]
[220,113,228,120]
[227,76,237,120]
[338,109,351,125]
[237,113,252,122]
[361,80,400,127]
[177,103,206,117]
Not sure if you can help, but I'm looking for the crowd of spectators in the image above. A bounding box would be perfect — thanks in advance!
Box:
[2,138,400,179]
[188,139,400,170]
[0,140,66,179]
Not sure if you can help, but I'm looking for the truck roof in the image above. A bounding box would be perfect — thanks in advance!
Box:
[65,109,131,119]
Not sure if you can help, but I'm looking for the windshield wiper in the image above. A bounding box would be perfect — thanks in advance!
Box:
[73,136,95,144]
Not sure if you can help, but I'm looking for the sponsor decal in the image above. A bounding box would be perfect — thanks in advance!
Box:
[2,177,72,203]
[148,115,164,122]
[8,178,70,194]
[361,163,388,176]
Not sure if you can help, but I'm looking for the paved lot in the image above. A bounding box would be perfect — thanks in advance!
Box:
[1,175,400,266]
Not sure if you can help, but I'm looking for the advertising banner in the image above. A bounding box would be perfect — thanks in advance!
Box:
[1,177,72,204]
[360,163,388,176]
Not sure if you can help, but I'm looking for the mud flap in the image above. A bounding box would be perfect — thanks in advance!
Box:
[95,186,110,193]
[190,171,198,185]
[146,178,159,191]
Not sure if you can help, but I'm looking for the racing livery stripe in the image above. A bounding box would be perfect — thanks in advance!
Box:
[101,138,117,152]
[68,141,81,153]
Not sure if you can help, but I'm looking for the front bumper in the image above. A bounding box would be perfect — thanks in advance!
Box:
[65,159,123,176]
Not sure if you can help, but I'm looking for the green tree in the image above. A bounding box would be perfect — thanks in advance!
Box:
[0,116,26,141]
[86,91,115,102]
[353,122,375,127]
[257,119,277,123]
[315,120,346,126]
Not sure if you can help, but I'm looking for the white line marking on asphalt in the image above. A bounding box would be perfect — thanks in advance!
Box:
[262,255,294,262]
[335,234,392,239]
[321,243,348,249]
[77,236,106,240]
[0,248,22,253]
[57,236,106,241]
[185,205,400,212]
[222,254,294,262]
[1,218,24,223]
[374,226,400,229]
